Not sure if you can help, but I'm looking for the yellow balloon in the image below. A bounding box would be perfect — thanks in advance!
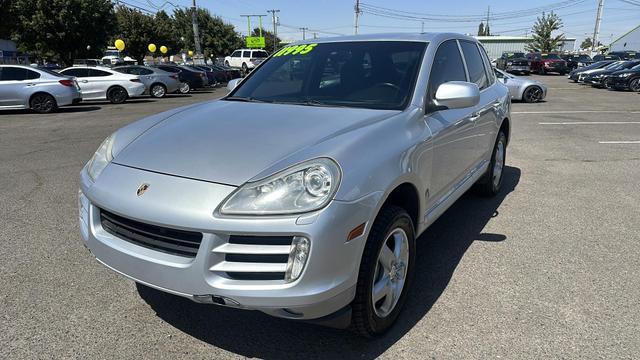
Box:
[160,46,167,54]
[188,50,194,56]
[114,39,125,51]
[148,43,156,53]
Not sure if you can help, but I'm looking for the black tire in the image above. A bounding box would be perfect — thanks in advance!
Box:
[629,78,640,92]
[241,62,248,74]
[107,86,128,104]
[475,130,507,196]
[351,205,416,337]
[179,82,190,94]
[150,83,167,98]
[224,60,230,67]
[522,86,543,103]
[30,93,57,113]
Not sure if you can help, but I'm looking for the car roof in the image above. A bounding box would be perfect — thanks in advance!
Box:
[286,32,472,46]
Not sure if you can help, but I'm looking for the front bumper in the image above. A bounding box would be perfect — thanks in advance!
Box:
[79,163,378,320]
[605,76,631,89]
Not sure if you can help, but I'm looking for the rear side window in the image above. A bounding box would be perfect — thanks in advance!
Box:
[428,40,467,100]
[252,50,268,58]
[0,67,28,81]
[115,67,135,75]
[89,69,112,77]
[61,68,90,77]
[158,66,179,73]
[139,68,153,75]
[26,69,41,80]
[460,41,489,89]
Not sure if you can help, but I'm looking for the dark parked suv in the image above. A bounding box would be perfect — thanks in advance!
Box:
[496,52,530,74]
[527,52,568,75]
[607,51,639,60]
[561,54,593,71]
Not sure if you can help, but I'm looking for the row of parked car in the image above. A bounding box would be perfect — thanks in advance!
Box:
[0,63,241,113]
[496,50,639,76]
[567,59,640,92]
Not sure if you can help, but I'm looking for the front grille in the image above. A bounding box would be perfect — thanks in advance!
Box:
[512,60,528,66]
[210,235,294,281]
[100,209,203,257]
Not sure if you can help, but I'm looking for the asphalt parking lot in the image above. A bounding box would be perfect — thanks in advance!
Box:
[1,77,639,359]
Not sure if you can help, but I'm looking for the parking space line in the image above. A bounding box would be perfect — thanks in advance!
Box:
[598,141,640,144]
[539,121,640,125]
[515,110,640,114]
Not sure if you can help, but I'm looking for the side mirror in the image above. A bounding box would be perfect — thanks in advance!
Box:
[433,81,480,110]
[227,78,243,91]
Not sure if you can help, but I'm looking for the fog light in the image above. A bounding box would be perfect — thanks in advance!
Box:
[78,190,89,225]
[285,236,310,282]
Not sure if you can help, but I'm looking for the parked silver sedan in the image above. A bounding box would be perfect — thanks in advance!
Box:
[113,65,181,98]
[79,33,511,336]
[0,65,81,113]
[495,68,547,103]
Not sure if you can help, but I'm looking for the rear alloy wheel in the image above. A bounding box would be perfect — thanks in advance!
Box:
[475,131,507,196]
[30,93,57,113]
[351,205,415,337]
[107,86,128,104]
[629,78,640,92]
[179,82,190,94]
[150,83,166,98]
[523,86,543,103]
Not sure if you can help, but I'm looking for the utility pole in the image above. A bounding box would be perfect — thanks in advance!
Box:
[313,32,318,39]
[592,0,605,54]
[485,6,490,36]
[354,0,361,35]
[191,0,202,57]
[267,9,280,52]
[300,27,309,40]
[421,21,424,33]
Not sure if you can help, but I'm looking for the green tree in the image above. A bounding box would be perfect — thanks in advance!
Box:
[153,10,180,57]
[0,0,17,39]
[114,6,156,64]
[477,22,485,36]
[251,28,281,52]
[173,8,243,60]
[526,12,566,52]
[580,37,592,50]
[10,0,116,65]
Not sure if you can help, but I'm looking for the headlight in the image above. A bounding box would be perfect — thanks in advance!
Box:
[86,133,115,181]
[618,73,633,77]
[220,158,341,215]
[507,61,513,66]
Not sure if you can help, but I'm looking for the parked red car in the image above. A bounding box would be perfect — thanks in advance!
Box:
[527,52,568,75]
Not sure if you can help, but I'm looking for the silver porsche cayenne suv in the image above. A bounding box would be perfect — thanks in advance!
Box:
[78,33,511,336]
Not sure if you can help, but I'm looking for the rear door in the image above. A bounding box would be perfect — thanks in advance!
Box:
[0,67,33,107]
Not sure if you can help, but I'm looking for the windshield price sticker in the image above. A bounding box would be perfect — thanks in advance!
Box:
[273,44,318,57]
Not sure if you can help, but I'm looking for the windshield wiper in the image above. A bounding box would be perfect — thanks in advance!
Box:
[225,96,274,103]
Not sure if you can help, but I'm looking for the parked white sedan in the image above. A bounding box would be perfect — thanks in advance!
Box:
[59,66,145,103]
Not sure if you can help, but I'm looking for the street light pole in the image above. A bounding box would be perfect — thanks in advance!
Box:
[191,0,202,59]
[267,9,280,52]
[300,27,309,40]
[591,0,605,54]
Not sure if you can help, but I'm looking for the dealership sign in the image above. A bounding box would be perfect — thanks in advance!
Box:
[246,36,265,48]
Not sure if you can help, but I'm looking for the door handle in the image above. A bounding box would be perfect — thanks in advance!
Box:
[26,83,36,87]
[468,112,481,122]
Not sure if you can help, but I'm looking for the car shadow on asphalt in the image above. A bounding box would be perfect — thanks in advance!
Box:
[137,165,521,359]
[0,106,102,115]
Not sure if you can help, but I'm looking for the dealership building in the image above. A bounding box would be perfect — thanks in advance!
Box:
[475,36,577,60]
[609,24,640,52]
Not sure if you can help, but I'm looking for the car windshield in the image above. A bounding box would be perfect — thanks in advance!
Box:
[541,54,561,59]
[578,55,591,61]
[506,52,525,59]
[227,41,427,110]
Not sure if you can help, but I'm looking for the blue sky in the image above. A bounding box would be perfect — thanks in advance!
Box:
[134,0,640,45]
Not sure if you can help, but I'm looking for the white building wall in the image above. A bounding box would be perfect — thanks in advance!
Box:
[610,25,640,52]
[475,36,576,60]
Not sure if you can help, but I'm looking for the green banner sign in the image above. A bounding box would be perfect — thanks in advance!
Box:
[246,36,265,48]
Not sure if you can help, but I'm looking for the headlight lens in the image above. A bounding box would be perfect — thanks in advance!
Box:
[87,133,115,181]
[618,73,633,77]
[220,158,341,215]
[507,61,513,66]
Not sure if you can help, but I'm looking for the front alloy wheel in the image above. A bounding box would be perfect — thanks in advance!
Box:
[629,78,640,92]
[351,205,415,337]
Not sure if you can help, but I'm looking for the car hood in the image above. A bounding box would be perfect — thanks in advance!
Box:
[112,100,398,185]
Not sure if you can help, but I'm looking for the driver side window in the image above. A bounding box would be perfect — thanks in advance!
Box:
[427,40,467,102]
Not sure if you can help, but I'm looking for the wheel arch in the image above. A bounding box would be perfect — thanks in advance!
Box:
[374,182,421,233]
[499,117,511,146]
[29,91,57,106]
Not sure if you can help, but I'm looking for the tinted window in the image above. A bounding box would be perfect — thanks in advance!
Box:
[460,41,488,89]
[89,69,112,77]
[252,50,268,58]
[230,41,427,110]
[158,66,180,73]
[505,52,525,59]
[61,68,90,77]
[428,40,467,99]
[231,51,240,57]
[115,67,136,75]
[139,68,153,75]
[0,67,28,81]
[26,69,41,80]
[242,51,251,58]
